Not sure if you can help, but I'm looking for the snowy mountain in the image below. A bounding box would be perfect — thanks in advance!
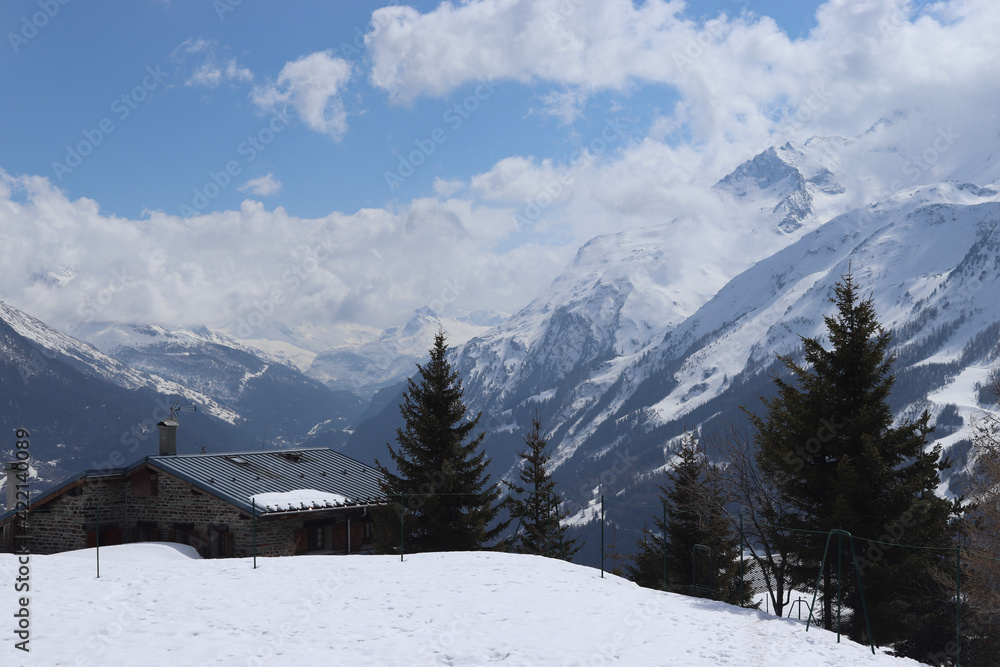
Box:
[306,307,501,397]
[550,182,1000,506]
[79,322,364,446]
[0,301,249,486]
[343,127,1000,551]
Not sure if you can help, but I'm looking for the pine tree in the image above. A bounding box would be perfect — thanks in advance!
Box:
[628,432,750,604]
[375,332,508,553]
[503,414,582,560]
[748,271,954,647]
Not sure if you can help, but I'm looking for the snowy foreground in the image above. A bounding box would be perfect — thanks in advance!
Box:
[1,544,925,666]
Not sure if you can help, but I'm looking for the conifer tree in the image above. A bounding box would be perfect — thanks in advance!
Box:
[628,432,750,604]
[503,414,581,560]
[375,332,508,553]
[748,272,954,646]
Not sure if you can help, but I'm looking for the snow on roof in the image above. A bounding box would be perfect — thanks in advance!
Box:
[250,489,352,512]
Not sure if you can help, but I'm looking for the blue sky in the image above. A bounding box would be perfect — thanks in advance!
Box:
[0,0,994,345]
[1,0,825,220]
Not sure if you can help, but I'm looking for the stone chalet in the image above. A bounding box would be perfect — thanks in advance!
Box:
[0,420,388,558]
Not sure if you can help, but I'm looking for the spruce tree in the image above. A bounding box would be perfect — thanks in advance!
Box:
[503,414,581,560]
[749,272,954,647]
[628,432,750,604]
[375,332,508,553]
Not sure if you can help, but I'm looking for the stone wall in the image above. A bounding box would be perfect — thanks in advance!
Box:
[20,476,127,554]
[3,463,378,558]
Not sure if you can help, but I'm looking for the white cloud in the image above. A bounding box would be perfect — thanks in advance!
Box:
[238,174,282,196]
[6,1,1000,345]
[253,51,352,139]
[0,171,559,338]
[176,38,254,89]
[365,0,1000,152]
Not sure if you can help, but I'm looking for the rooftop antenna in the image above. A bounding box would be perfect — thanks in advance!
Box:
[169,399,197,422]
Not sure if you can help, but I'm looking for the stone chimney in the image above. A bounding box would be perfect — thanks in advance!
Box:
[4,462,19,512]
[158,419,179,456]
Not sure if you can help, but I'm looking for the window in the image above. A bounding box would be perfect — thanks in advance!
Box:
[172,523,193,545]
[137,521,157,542]
[308,525,324,551]
[131,469,158,497]
[208,525,232,558]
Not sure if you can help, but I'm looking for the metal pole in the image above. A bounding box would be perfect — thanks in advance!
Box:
[837,530,843,643]
[806,531,835,632]
[846,532,875,655]
[252,498,257,570]
[739,514,744,607]
[600,495,605,579]
[400,494,405,562]
[956,545,961,667]
[96,504,100,579]
[662,502,668,591]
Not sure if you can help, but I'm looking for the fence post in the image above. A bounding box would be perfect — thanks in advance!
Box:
[739,514,744,607]
[96,504,100,579]
[662,502,668,591]
[252,498,257,570]
[956,544,961,667]
[600,495,605,579]
[400,494,405,562]
[837,530,843,642]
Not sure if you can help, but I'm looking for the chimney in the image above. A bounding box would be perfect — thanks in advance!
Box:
[4,462,19,512]
[158,419,179,456]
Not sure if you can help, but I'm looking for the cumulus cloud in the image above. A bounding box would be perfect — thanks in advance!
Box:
[253,51,353,139]
[238,173,282,196]
[366,0,1000,158]
[5,1,1000,348]
[0,171,558,341]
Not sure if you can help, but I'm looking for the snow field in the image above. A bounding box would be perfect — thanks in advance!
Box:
[0,544,927,666]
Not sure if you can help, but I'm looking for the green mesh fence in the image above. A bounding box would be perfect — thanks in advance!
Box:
[596,495,1000,667]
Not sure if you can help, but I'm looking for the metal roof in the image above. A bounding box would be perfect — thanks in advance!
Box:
[0,447,387,523]
[144,447,388,516]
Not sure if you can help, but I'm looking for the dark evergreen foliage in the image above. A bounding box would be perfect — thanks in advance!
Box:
[748,271,956,650]
[375,332,508,553]
[503,414,582,560]
[628,432,751,605]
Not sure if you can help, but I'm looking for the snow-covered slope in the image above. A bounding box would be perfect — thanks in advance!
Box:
[79,322,364,445]
[432,135,865,469]
[0,545,925,666]
[551,182,1000,506]
[1,302,237,423]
